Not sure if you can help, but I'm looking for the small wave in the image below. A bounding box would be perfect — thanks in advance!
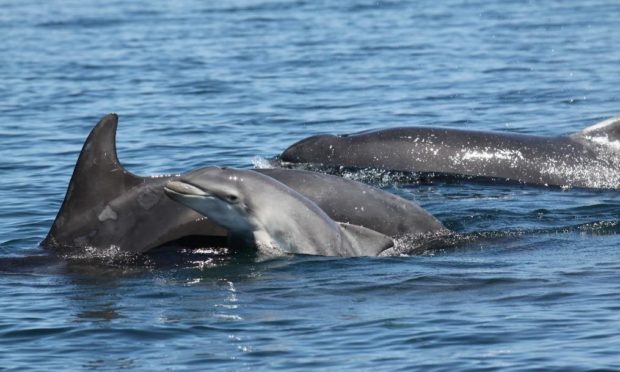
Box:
[384,220,619,256]
[37,18,124,29]
[0,254,65,276]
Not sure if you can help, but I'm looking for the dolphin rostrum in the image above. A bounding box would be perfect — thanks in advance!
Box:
[279,116,620,189]
[164,167,396,257]
[44,114,447,255]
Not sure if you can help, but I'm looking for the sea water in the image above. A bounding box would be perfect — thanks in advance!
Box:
[1,0,619,369]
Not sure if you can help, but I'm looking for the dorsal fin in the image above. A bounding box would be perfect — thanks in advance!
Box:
[573,115,620,142]
[42,114,145,247]
[338,222,394,256]
[59,113,143,201]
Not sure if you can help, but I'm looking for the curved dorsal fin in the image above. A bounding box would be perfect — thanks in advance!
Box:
[573,115,620,142]
[63,113,143,200]
[43,114,144,247]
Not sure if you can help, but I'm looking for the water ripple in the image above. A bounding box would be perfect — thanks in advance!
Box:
[1,0,619,369]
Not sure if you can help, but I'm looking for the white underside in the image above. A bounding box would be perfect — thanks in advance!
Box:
[253,229,287,256]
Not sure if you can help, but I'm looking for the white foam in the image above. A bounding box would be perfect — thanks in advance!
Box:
[252,156,274,169]
[461,149,524,161]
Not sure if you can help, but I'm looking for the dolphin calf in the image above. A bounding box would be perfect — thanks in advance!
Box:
[165,167,396,257]
[280,116,620,189]
[44,114,446,255]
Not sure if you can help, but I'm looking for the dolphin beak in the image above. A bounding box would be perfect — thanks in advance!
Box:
[164,181,208,197]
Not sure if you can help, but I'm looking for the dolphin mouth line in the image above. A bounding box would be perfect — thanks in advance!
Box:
[164,181,210,197]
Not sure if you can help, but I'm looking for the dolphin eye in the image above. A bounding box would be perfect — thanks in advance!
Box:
[226,194,239,202]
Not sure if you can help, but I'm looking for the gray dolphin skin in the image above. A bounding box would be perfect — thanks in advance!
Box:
[260,168,446,238]
[164,167,396,257]
[44,114,446,255]
[280,116,620,189]
[42,114,228,255]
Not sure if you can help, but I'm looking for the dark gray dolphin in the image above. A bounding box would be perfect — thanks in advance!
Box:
[164,167,395,257]
[42,114,228,255]
[280,116,620,189]
[44,114,447,255]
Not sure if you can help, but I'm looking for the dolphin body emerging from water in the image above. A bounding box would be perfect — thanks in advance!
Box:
[280,117,620,189]
[41,114,227,255]
[165,167,396,257]
[43,114,447,255]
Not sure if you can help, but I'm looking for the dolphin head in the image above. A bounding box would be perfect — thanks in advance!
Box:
[164,167,256,234]
[279,134,339,164]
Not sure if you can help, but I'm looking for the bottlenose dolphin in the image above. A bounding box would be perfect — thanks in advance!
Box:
[42,114,228,255]
[44,114,446,255]
[165,167,396,257]
[280,116,620,189]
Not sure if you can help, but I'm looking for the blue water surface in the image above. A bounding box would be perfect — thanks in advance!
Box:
[1,0,620,369]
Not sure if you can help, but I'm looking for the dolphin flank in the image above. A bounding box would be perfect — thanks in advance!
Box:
[280,116,620,189]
